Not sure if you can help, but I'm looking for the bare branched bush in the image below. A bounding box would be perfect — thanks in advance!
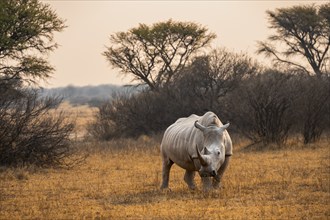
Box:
[293,76,330,143]
[88,90,179,140]
[173,48,259,110]
[226,70,296,145]
[0,90,75,167]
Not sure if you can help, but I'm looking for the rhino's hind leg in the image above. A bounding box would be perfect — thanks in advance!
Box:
[184,170,196,190]
[160,157,174,190]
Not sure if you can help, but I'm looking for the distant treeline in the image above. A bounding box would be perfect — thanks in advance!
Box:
[41,84,140,107]
[89,52,330,145]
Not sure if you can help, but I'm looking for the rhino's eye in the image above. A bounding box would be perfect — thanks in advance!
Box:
[217,151,220,155]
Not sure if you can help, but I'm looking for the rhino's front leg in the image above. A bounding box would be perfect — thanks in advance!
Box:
[184,170,196,190]
[160,157,174,190]
[201,177,213,191]
[213,155,231,189]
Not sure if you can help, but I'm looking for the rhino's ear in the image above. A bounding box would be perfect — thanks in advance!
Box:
[218,123,230,132]
[222,123,230,129]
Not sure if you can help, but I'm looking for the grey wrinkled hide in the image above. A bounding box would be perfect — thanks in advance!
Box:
[160,111,232,191]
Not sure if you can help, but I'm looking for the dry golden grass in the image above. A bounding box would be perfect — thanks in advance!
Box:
[1,135,329,219]
[55,102,97,139]
[1,103,329,219]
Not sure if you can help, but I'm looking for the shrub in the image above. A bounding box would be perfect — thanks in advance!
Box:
[88,90,181,140]
[0,90,75,167]
[89,49,258,140]
[226,70,296,145]
[294,75,330,143]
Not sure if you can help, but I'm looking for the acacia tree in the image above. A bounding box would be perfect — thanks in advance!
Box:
[0,0,66,89]
[103,19,216,90]
[257,3,330,76]
[0,0,77,167]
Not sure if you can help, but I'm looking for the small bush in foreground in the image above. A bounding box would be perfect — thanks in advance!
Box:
[0,90,76,167]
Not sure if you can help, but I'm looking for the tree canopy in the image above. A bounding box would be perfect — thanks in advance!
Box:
[103,19,216,90]
[257,3,330,77]
[0,0,66,90]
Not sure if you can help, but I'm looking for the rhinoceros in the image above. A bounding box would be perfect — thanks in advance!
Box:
[160,111,232,190]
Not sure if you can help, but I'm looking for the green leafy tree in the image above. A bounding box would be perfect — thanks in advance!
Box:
[257,3,330,77]
[0,0,66,90]
[103,19,216,90]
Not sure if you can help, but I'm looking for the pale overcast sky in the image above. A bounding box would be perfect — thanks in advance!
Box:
[41,1,324,88]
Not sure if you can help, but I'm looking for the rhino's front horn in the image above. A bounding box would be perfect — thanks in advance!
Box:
[196,145,208,166]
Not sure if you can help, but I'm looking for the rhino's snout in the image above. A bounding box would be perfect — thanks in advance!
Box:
[200,173,209,178]
[199,169,217,178]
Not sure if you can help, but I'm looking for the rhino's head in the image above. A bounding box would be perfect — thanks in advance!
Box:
[194,120,229,178]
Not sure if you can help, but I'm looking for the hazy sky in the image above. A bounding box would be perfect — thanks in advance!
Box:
[41,0,324,88]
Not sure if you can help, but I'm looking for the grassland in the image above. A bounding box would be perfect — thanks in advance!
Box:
[56,102,97,140]
[0,105,329,219]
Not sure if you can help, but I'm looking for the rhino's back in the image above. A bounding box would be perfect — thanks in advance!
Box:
[160,114,201,170]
